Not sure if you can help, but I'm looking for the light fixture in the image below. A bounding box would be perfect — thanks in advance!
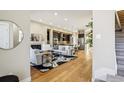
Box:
[49,22,53,25]
[64,18,68,21]
[54,12,58,16]
[57,25,60,28]
[39,19,43,22]
[64,27,66,29]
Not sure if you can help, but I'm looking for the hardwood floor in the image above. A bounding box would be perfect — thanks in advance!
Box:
[31,50,92,82]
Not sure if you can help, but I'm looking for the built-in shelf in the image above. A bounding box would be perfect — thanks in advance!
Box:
[53,30,72,45]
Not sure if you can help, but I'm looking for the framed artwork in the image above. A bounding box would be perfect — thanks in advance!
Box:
[31,33,43,42]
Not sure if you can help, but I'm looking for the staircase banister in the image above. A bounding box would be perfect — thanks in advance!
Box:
[115,11,122,29]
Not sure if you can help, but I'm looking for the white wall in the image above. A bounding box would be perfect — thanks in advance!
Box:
[72,32,78,46]
[93,10,117,81]
[0,11,31,81]
[30,21,47,44]
[30,20,75,45]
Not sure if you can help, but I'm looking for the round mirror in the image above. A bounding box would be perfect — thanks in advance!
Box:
[0,20,23,49]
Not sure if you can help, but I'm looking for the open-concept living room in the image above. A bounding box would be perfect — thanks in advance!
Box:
[0,10,93,82]
[30,10,92,82]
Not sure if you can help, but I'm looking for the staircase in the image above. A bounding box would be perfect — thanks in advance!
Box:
[95,11,124,82]
[115,10,124,77]
[95,30,124,82]
[115,31,124,76]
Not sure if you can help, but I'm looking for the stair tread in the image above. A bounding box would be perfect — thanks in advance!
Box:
[116,38,124,39]
[116,44,124,45]
[116,32,124,34]
[107,74,124,82]
[115,42,124,44]
[117,64,124,68]
[116,56,124,59]
[115,31,124,33]
[116,36,124,38]
[116,34,124,35]
[117,62,124,65]
[116,49,124,51]
[116,47,124,49]
[115,33,124,34]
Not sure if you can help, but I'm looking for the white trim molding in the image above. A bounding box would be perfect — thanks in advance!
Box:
[92,68,116,81]
[20,76,31,82]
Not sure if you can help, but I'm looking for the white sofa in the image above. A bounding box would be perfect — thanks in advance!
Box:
[30,44,52,65]
[30,48,43,65]
[58,45,74,56]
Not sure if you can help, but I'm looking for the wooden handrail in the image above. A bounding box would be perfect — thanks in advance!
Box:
[115,11,122,29]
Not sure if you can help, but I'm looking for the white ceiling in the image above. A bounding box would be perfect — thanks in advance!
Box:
[30,10,92,31]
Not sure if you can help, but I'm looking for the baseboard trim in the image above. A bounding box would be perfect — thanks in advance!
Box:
[20,76,31,82]
[93,68,116,81]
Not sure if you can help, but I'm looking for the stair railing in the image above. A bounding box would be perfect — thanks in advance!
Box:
[115,11,122,29]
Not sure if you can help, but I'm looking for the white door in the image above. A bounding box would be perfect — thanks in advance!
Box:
[0,22,10,49]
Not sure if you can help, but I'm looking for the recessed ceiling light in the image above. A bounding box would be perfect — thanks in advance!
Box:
[49,22,53,25]
[64,27,66,29]
[57,25,60,27]
[64,18,68,21]
[54,12,58,16]
[39,19,43,22]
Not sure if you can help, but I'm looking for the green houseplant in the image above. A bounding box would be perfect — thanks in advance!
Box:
[86,20,93,47]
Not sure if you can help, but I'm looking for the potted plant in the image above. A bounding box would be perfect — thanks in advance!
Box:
[86,20,93,53]
[86,31,93,47]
